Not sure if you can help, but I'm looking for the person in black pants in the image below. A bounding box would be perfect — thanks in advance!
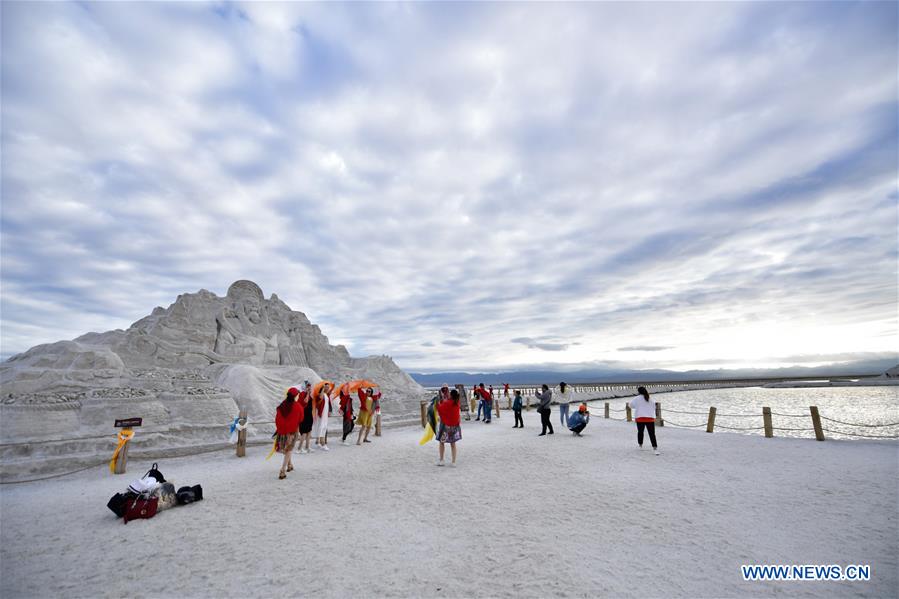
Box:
[636,420,657,448]
[512,390,524,428]
[629,386,660,455]
[534,384,553,436]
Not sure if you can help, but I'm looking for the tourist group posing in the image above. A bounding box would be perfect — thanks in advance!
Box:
[272,381,382,479]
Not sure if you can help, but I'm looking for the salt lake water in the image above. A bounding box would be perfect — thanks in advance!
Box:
[585,385,899,441]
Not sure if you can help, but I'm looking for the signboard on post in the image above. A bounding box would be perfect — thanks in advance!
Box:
[115,418,143,428]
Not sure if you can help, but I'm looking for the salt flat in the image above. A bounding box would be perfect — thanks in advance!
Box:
[1,409,896,598]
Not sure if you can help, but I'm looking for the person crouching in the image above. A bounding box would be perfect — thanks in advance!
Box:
[568,403,590,436]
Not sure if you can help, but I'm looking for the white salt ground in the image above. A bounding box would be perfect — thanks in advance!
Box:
[1,409,896,599]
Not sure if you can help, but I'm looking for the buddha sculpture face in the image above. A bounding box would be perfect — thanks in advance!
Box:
[243,298,262,324]
[226,280,266,327]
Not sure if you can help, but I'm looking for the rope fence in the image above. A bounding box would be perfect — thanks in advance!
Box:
[819,415,899,428]
[714,424,766,431]
[588,399,899,441]
[663,419,706,428]
[0,461,108,485]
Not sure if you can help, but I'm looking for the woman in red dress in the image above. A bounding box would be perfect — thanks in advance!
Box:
[275,387,303,479]
[435,388,462,467]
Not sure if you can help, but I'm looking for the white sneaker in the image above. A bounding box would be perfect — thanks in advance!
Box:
[341,440,349,446]
[436,460,445,467]
[654,449,660,455]
[448,462,456,468]
[322,445,330,451]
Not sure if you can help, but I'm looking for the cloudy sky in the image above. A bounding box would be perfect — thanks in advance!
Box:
[1,1,896,373]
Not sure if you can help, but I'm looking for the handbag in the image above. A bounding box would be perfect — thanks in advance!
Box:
[123,495,159,523]
[107,492,137,518]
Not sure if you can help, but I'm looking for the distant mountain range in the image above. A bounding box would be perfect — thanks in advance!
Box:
[409,358,898,387]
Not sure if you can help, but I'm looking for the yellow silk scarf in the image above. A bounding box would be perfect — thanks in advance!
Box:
[109,428,135,473]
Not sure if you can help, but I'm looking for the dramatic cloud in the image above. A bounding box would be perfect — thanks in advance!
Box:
[1,2,896,372]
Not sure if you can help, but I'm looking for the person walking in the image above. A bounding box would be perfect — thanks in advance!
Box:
[557,382,573,427]
[512,389,524,428]
[312,382,332,451]
[356,387,376,445]
[567,403,590,436]
[274,387,303,479]
[475,383,492,424]
[338,384,355,445]
[535,384,554,436]
[629,386,660,455]
[435,388,462,466]
[297,381,313,454]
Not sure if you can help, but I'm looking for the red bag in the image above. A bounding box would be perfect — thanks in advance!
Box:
[123,495,159,524]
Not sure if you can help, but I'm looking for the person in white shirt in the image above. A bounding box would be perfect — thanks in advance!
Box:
[628,386,659,455]
[557,381,573,427]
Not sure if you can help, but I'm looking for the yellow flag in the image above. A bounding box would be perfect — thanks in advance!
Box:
[265,438,279,460]
[418,399,440,445]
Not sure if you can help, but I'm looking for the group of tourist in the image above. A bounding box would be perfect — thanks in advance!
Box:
[274,381,661,477]
[273,381,382,479]
[428,382,661,467]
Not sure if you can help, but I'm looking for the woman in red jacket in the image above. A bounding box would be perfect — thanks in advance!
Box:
[436,388,462,467]
[275,387,303,479]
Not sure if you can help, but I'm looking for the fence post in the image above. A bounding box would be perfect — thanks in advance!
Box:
[655,402,664,426]
[494,397,501,418]
[809,406,825,441]
[626,403,632,422]
[604,402,610,419]
[114,434,129,474]
[526,395,531,412]
[236,409,247,457]
[469,395,476,414]
[706,406,716,433]
[375,412,382,437]
[420,401,426,428]
[763,406,773,438]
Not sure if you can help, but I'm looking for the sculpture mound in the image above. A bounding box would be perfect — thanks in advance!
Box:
[0,281,426,477]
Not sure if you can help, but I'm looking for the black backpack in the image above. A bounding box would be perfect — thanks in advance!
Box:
[176,484,203,505]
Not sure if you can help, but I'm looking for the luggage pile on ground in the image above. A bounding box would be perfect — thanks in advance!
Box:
[106,463,203,523]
